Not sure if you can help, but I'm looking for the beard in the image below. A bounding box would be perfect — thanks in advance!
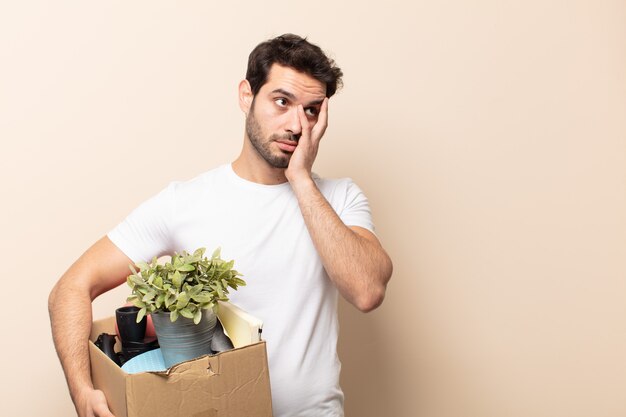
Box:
[245,102,296,169]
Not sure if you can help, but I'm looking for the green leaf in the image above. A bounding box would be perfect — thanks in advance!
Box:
[170,309,179,322]
[165,293,176,308]
[142,291,156,303]
[154,276,163,288]
[191,293,212,303]
[176,292,190,309]
[156,294,165,308]
[127,295,145,309]
[172,270,182,289]
[179,308,194,319]
[193,309,202,324]
[136,307,147,323]
[211,247,221,259]
[130,275,146,286]
[188,283,203,296]
[215,284,225,299]
[177,263,195,272]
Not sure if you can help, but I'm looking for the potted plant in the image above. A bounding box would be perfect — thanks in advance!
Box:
[126,247,245,367]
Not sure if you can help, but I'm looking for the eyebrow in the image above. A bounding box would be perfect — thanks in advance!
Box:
[270,88,325,107]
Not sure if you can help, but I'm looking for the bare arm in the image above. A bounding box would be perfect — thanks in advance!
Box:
[48,236,133,417]
[291,179,392,311]
[286,100,393,312]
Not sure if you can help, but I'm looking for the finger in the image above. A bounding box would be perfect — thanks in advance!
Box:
[317,98,329,131]
[93,403,116,417]
[311,98,329,143]
[297,105,311,142]
[92,390,116,417]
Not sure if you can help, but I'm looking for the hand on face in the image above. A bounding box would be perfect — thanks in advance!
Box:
[285,97,328,184]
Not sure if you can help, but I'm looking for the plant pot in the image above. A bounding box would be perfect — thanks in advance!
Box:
[151,309,217,368]
[115,306,147,343]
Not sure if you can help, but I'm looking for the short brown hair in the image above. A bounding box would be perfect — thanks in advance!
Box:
[246,34,343,98]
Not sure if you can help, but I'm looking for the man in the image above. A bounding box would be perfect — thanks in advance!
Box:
[49,34,392,417]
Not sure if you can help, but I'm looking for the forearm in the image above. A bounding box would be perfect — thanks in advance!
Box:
[290,177,392,311]
[49,274,96,412]
[48,237,132,417]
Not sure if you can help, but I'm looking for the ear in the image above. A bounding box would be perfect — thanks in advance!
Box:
[238,79,253,114]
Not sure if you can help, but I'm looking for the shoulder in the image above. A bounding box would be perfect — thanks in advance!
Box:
[313,174,368,207]
[314,173,374,231]
[167,164,230,195]
[313,173,362,193]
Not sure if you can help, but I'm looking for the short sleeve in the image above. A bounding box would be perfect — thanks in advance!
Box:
[107,183,176,262]
[338,179,375,234]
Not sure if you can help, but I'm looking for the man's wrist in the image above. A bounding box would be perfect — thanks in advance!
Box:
[285,168,313,186]
[70,379,96,407]
[286,171,316,193]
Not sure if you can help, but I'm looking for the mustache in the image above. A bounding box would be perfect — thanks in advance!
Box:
[271,133,301,142]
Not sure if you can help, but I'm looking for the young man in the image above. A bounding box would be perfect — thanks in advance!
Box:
[49,34,393,417]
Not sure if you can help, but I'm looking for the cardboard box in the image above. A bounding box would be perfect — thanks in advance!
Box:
[89,302,273,417]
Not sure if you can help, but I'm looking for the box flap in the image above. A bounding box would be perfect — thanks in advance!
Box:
[89,341,128,417]
[90,316,116,341]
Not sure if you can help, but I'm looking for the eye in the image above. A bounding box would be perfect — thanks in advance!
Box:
[275,98,288,107]
[304,107,319,117]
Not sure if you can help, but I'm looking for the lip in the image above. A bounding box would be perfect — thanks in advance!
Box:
[275,140,298,153]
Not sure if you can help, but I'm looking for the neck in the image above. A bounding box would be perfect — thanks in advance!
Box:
[232,139,288,185]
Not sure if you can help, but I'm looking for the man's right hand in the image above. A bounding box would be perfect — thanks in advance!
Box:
[76,388,115,417]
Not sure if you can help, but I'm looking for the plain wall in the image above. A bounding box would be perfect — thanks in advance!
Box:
[1,1,624,416]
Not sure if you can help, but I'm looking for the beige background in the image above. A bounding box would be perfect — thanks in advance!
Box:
[1,1,625,416]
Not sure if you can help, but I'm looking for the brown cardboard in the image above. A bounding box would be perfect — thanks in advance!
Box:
[89,309,273,417]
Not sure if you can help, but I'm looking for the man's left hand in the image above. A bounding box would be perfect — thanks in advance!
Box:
[285,97,329,184]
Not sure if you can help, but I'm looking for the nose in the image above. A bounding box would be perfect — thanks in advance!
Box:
[285,107,302,139]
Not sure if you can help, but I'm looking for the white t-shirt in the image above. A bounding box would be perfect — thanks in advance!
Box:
[108,164,375,417]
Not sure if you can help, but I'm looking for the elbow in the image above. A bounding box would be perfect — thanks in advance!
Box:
[354,276,389,312]
[48,284,56,311]
[355,288,385,313]
[48,278,76,317]
[355,257,392,313]
[48,282,61,318]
